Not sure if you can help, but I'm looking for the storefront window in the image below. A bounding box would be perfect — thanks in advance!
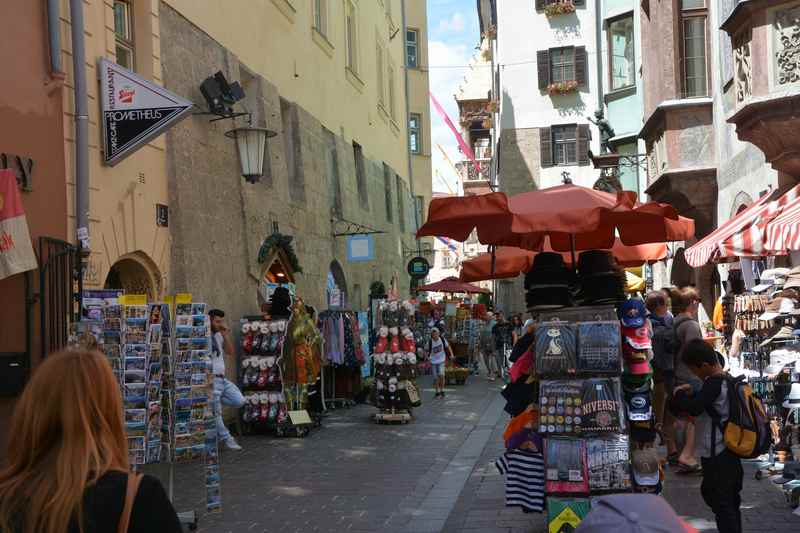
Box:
[609,15,635,91]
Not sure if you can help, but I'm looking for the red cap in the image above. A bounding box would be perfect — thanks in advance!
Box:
[622,326,652,350]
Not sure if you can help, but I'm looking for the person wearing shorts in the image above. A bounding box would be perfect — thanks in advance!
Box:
[428,328,453,399]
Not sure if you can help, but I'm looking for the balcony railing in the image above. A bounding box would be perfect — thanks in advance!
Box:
[456,158,491,182]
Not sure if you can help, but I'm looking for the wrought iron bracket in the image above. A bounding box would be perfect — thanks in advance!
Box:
[402,242,433,259]
[331,218,386,238]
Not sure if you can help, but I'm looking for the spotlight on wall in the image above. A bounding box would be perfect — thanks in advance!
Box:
[200,71,245,118]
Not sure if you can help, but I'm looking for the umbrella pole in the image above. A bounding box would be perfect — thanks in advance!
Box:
[570,234,577,273]
[490,245,497,277]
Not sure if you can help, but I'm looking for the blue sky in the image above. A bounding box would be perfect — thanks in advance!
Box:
[426,0,481,195]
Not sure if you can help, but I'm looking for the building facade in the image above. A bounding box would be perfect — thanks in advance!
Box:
[0,0,70,432]
[159,0,430,326]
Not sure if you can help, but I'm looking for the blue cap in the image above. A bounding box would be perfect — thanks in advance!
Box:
[618,299,647,328]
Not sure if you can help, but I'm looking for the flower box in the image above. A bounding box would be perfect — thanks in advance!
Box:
[547,80,579,95]
[544,1,576,17]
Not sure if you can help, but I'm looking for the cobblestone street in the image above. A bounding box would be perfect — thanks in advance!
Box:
[164,377,800,533]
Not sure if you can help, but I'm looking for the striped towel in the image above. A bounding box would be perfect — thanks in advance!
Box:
[495,449,545,513]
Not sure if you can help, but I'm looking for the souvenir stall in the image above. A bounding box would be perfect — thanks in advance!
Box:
[416,182,695,528]
[371,299,421,423]
[318,308,365,407]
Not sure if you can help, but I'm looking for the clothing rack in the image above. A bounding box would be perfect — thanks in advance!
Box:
[318,309,359,409]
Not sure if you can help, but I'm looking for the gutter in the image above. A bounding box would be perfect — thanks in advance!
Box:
[69,0,90,252]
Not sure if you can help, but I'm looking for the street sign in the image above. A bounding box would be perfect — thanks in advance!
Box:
[407,256,430,279]
[99,58,193,166]
[346,234,374,262]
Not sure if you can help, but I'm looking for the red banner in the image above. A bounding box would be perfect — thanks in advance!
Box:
[0,169,38,280]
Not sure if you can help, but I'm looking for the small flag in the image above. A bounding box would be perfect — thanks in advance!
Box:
[0,169,38,280]
[437,236,460,255]
[429,91,481,172]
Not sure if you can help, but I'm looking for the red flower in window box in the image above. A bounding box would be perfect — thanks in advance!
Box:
[547,80,579,95]
[544,1,576,17]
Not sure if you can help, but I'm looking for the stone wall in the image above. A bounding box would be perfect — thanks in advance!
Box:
[160,4,414,338]
[498,128,540,195]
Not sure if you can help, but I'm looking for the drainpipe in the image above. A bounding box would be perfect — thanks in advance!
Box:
[69,0,90,252]
[595,0,604,112]
[401,0,421,256]
[47,0,61,73]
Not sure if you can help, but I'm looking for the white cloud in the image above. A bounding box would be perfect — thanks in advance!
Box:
[438,12,466,33]
[428,39,475,194]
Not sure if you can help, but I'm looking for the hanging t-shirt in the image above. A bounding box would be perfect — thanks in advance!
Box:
[429,338,447,365]
[495,449,545,513]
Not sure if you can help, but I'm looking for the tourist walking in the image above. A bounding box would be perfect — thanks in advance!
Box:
[669,287,704,474]
[427,327,454,398]
[481,312,500,381]
[210,308,246,451]
[646,291,678,463]
[0,350,182,533]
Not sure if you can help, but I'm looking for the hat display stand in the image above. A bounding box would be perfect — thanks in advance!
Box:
[372,299,419,425]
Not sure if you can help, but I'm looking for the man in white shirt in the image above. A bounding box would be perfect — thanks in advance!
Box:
[209,309,245,450]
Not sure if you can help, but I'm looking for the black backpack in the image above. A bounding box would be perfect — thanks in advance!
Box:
[651,316,675,372]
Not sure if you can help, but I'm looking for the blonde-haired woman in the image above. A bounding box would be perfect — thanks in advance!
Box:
[0,350,181,533]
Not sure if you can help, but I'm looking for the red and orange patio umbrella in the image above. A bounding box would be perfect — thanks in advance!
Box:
[459,240,668,283]
[416,276,491,294]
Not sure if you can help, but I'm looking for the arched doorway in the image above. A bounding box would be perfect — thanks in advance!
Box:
[327,260,348,309]
[104,252,161,299]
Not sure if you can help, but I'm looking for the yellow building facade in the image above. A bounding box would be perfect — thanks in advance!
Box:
[62,0,171,298]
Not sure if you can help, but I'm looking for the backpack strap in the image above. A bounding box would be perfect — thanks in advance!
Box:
[707,375,733,458]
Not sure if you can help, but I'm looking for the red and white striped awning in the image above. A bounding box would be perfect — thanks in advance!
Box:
[761,200,800,253]
[685,184,800,267]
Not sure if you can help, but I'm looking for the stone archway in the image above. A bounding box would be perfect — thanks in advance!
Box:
[327,260,348,309]
[104,251,162,299]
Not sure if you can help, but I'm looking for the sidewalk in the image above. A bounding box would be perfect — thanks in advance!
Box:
[165,376,799,532]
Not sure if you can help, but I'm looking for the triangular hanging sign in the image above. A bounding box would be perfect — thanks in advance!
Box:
[99,58,193,166]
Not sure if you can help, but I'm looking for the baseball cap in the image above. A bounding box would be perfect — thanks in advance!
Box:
[623,350,651,375]
[632,448,660,487]
[576,494,698,533]
[626,392,653,421]
[622,326,652,350]
[618,299,647,328]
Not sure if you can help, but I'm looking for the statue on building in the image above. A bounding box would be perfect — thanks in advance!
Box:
[587,110,616,153]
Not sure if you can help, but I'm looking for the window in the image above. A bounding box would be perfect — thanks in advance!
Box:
[409,113,422,154]
[551,47,575,83]
[537,47,587,89]
[608,15,635,90]
[388,61,397,120]
[540,124,591,167]
[681,0,708,97]
[114,1,135,69]
[353,142,368,208]
[385,0,392,17]
[345,0,358,74]
[415,195,424,229]
[376,42,385,108]
[314,0,328,37]
[396,175,405,231]
[383,163,393,222]
[281,99,305,202]
[323,127,342,217]
[406,29,418,68]
[552,125,577,165]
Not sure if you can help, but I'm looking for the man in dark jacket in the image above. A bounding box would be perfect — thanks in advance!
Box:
[646,291,677,462]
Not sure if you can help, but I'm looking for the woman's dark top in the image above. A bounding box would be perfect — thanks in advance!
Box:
[71,472,182,533]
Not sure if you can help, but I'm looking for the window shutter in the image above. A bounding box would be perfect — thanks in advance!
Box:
[537,50,551,90]
[540,127,553,168]
[536,0,546,10]
[577,124,591,166]
[575,46,587,86]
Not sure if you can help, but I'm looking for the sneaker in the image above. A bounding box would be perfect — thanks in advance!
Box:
[224,437,243,451]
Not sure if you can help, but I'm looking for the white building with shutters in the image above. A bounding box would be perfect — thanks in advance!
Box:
[490,0,603,194]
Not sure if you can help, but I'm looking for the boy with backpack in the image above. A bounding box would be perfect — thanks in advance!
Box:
[672,338,770,533]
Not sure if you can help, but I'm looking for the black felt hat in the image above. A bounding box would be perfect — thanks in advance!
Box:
[575,271,626,305]
[526,286,574,310]
[578,250,619,278]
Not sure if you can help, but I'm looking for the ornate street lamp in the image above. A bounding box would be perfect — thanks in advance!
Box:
[225,126,276,184]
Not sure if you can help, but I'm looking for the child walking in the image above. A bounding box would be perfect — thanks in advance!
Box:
[671,338,742,533]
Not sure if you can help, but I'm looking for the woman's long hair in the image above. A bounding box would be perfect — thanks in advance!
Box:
[0,350,129,533]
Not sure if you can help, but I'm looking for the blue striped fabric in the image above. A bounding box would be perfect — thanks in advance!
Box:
[495,449,546,513]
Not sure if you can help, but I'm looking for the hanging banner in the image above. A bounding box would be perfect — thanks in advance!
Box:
[99,58,193,166]
[0,169,38,281]
[429,91,481,172]
[357,312,371,378]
